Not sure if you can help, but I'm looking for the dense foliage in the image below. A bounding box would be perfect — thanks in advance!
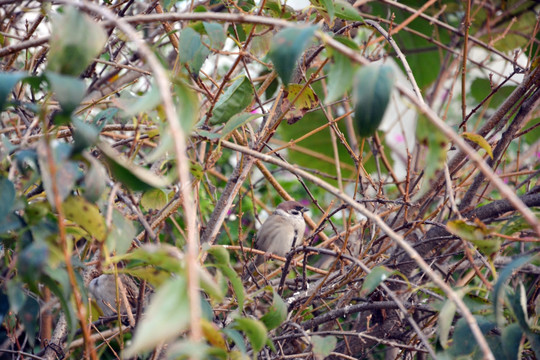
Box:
[0,0,539,359]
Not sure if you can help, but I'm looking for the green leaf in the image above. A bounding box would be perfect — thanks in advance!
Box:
[462,132,493,159]
[17,241,49,287]
[93,107,119,127]
[196,129,222,140]
[125,277,191,357]
[203,22,226,50]
[98,143,170,191]
[326,51,354,104]
[470,78,516,110]
[222,328,247,354]
[19,296,40,347]
[221,112,263,138]
[311,335,337,358]
[320,0,335,22]
[334,0,363,21]
[0,72,27,110]
[63,196,107,242]
[120,84,161,117]
[166,340,215,359]
[369,2,444,89]
[260,289,287,330]
[36,141,82,207]
[501,323,522,360]
[493,254,536,327]
[0,177,15,220]
[178,27,210,75]
[264,0,282,16]
[483,11,536,53]
[6,281,26,314]
[251,26,272,57]
[174,78,199,133]
[277,109,357,185]
[353,64,395,137]
[45,72,86,116]
[72,119,100,154]
[106,210,136,256]
[199,268,225,303]
[47,6,106,76]
[116,244,183,275]
[359,266,394,297]
[0,212,23,234]
[41,272,77,343]
[506,283,529,331]
[527,331,540,359]
[448,317,496,357]
[211,76,253,124]
[160,0,175,11]
[233,317,268,353]
[206,246,245,311]
[268,26,317,85]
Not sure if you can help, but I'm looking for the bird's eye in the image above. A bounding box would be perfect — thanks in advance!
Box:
[291,210,300,216]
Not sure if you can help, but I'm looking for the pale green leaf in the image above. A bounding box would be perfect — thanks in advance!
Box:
[0,72,27,110]
[311,335,337,359]
[141,188,168,211]
[47,7,106,76]
[447,219,501,256]
[326,51,354,104]
[334,0,363,21]
[0,177,15,220]
[359,266,394,297]
[221,112,263,138]
[179,27,210,75]
[174,79,199,133]
[45,72,86,115]
[203,22,226,50]
[106,210,136,256]
[125,277,190,357]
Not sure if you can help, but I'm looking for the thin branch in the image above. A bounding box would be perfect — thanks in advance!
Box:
[219,139,493,360]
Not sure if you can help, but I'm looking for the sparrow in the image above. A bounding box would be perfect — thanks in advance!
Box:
[88,274,146,317]
[246,201,308,276]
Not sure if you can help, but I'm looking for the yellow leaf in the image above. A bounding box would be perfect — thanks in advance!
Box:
[462,132,493,159]
[63,196,106,241]
[286,84,317,109]
[201,319,227,349]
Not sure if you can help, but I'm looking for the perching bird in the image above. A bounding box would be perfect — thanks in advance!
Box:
[89,274,146,317]
[245,200,308,278]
